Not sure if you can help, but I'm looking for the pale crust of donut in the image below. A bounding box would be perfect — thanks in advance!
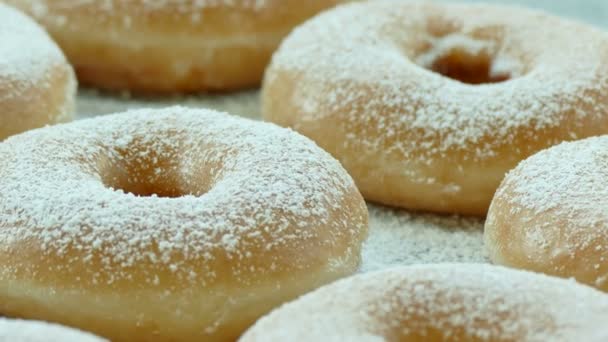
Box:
[262,1,608,215]
[0,107,368,341]
[485,136,608,292]
[0,3,76,140]
[240,264,608,341]
[0,318,106,342]
[5,0,341,93]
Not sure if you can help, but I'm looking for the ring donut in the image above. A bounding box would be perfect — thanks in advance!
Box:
[7,0,340,93]
[262,1,608,215]
[241,264,608,341]
[485,136,608,291]
[0,318,105,342]
[0,3,76,140]
[0,107,368,341]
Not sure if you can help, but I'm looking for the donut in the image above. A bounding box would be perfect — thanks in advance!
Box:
[0,3,76,141]
[0,318,106,342]
[262,0,608,215]
[240,264,608,341]
[485,136,608,292]
[0,107,368,341]
[6,0,341,93]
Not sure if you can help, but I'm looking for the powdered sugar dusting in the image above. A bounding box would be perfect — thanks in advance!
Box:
[0,318,106,341]
[241,264,608,341]
[267,0,608,160]
[499,136,608,219]
[0,106,366,288]
[488,136,608,286]
[0,3,69,100]
[75,92,492,273]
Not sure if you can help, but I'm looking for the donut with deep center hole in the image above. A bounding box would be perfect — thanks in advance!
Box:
[485,136,608,292]
[0,107,368,341]
[240,264,608,341]
[262,0,608,215]
[4,0,341,93]
[0,318,106,342]
[0,3,76,140]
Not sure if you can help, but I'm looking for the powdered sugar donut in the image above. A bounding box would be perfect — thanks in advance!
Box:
[241,264,608,341]
[485,136,608,292]
[263,1,608,215]
[6,0,340,93]
[0,3,76,140]
[0,107,368,341]
[0,318,106,341]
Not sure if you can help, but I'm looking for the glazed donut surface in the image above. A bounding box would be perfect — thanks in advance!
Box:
[0,107,368,341]
[262,0,608,215]
[0,318,106,342]
[6,0,341,93]
[485,136,608,292]
[241,264,608,341]
[0,3,76,140]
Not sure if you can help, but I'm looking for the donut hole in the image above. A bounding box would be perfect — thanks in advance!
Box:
[98,137,206,198]
[416,35,516,85]
[100,155,185,198]
[427,50,510,84]
[102,164,184,198]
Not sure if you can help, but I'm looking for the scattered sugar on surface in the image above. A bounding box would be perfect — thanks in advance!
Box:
[361,205,486,272]
[241,264,608,341]
[76,88,261,120]
[0,318,106,342]
[0,3,67,100]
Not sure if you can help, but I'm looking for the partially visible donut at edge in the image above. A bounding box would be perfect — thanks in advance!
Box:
[485,136,608,292]
[5,0,342,93]
[240,264,608,341]
[262,0,608,215]
[0,3,76,140]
